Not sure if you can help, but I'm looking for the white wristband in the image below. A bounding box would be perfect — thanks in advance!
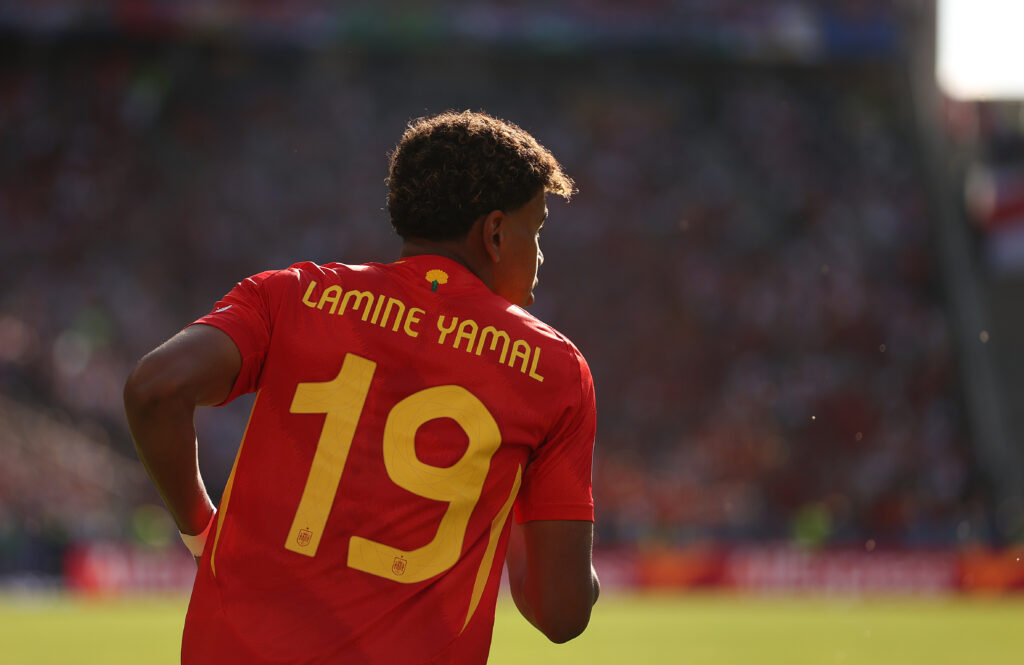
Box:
[180,510,217,558]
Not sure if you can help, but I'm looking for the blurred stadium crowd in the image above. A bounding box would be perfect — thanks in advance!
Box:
[0,5,1001,578]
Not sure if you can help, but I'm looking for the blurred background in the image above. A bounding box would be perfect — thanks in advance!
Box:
[2,0,1023,598]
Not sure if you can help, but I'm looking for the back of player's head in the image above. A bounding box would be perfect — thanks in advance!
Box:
[387,110,574,241]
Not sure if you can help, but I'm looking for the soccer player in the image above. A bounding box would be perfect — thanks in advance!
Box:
[124,110,600,664]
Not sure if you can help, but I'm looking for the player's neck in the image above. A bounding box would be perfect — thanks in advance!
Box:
[399,239,493,290]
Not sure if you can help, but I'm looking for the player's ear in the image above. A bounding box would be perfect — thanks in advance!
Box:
[481,209,505,263]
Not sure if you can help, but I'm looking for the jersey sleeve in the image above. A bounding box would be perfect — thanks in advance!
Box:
[189,271,278,405]
[513,345,596,523]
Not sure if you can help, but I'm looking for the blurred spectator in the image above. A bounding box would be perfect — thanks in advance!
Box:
[0,30,988,575]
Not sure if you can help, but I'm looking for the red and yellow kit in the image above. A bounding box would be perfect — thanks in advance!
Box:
[181,255,595,665]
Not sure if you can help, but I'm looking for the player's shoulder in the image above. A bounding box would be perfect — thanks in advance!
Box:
[506,304,591,376]
[250,260,380,286]
[276,260,355,279]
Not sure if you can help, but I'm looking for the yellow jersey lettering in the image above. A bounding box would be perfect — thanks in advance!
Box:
[404,308,424,338]
[437,315,458,345]
[340,290,375,320]
[317,285,343,314]
[508,339,531,374]
[381,297,406,332]
[475,326,510,364]
[301,281,319,308]
[295,279,548,383]
[369,295,386,325]
[453,318,478,352]
[528,346,544,383]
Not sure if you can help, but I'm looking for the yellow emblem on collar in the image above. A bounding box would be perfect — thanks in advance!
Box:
[426,269,449,291]
[426,269,449,284]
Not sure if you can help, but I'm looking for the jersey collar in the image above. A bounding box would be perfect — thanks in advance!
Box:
[393,254,490,295]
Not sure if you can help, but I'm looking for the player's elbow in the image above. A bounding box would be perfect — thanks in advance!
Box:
[534,583,598,644]
[124,362,153,415]
[124,360,159,413]
[541,622,588,645]
[536,607,593,644]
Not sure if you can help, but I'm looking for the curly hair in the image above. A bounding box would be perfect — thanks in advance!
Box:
[386,110,575,241]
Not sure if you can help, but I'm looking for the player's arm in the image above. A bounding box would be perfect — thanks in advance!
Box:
[123,324,241,540]
[505,518,600,643]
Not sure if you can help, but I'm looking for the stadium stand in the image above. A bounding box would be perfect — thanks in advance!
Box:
[0,2,1010,582]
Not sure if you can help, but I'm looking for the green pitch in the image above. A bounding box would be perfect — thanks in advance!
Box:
[1,592,1021,664]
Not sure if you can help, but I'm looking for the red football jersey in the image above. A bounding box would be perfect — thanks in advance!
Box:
[181,255,596,665]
